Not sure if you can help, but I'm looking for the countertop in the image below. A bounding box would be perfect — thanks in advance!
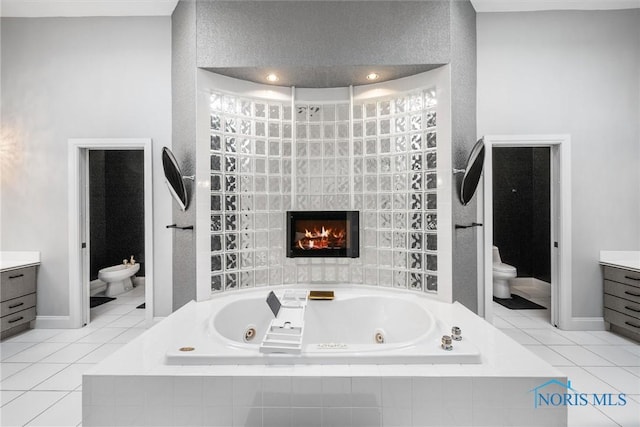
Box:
[0,251,41,272]
[600,250,640,273]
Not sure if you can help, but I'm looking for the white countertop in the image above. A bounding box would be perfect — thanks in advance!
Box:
[0,251,41,271]
[600,250,640,272]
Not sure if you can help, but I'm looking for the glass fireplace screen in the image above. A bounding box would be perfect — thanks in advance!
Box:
[286,211,359,258]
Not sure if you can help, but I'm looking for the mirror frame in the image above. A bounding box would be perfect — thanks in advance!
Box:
[161,147,189,211]
[459,138,485,206]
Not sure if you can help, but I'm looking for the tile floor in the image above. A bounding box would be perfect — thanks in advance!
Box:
[1,281,639,426]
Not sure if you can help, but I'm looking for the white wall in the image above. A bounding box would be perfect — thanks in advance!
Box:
[0,17,173,319]
[477,10,640,318]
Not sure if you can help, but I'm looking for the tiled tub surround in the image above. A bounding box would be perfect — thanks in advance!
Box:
[82,288,567,427]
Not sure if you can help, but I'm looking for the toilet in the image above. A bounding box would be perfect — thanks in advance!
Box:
[98,263,140,297]
[493,246,517,299]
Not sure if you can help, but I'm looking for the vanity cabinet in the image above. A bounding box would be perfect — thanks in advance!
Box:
[603,266,640,340]
[1,265,37,339]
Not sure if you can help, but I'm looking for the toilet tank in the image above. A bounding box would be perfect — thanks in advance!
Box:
[493,246,502,263]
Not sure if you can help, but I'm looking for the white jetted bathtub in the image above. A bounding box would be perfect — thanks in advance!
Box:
[165,285,481,364]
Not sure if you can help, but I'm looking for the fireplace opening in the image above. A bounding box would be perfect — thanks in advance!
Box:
[286,211,359,258]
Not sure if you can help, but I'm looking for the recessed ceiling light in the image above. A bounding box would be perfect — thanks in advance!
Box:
[266,73,279,82]
[366,73,380,81]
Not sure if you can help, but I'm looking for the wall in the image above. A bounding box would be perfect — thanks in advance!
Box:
[0,17,173,319]
[493,147,551,282]
[477,10,640,318]
[89,150,145,280]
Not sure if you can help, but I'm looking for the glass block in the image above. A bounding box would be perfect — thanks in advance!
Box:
[393,193,407,211]
[426,152,437,170]
[239,157,252,174]
[269,104,280,120]
[379,119,391,135]
[427,132,437,148]
[283,105,292,120]
[240,100,252,117]
[324,124,335,139]
[309,124,321,139]
[269,159,280,174]
[394,117,406,133]
[364,194,377,210]
[353,176,363,193]
[268,177,281,193]
[410,233,423,251]
[210,195,221,211]
[283,266,297,284]
[240,270,254,288]
[225,117,237,134]
[380,157,391,173]
[411,173,423,191]
[239,175,252,193]
[352,266,363,284]
[393,212,406,229]
[352,104,363,120]
[253,176,266,193]
[210,93,222,111]
[395,136,407,153]
[211,234,222,252]
[296,177,309,194]
[425,213,437,231]
[393,270,407,288]
[255,140,266,156]
[240,194,253,211]
[282,177,292,194]
[365,268,378,286]
[426,193,437,210]
[336,194,349,208]
[225,195,237,211]
[337,123,349,139]
[283,123,292,139]
[353,158,363,175]
[336,140,349,156]
[409,272,423,291]
[364,229,377,247]
[394,154,407,172]
[426,275,437,292]
[225,213,237,231]
[394,174,407,192]
[323,141,335,157]
[379,100,391,116]
[336,103,349,121]
[410,114,422,131]
[379,193,391,209]
[224,156,237,173]
[364,103,376,118]
[362,139,375,155]
[323,176,336,193]
[225,234,238,250]
[240,120,251,136]
[321,104,335,121]
[254,158,266,174]
[310,176,323,194]
[269,212,282,229]
[269,122,280,138]
[426,233,437,251]
[239,138,252,155]
[353,122,364,140]
[252,213,267,230]
[410,93,423,111]
[211,215,222,232]
[410,252,423,270]
[426,111,437,128]
[393,231,407,249]
[379,269,392,287]
[210,174,221,192]
[323,159,335,174]
[410,213,423,230]
[365,157,378,174]
[410,133,422,151]
[296,141,308,157]
[394,97,406,114]
[210,133,221,151]
[241,251,254,269]
[211,274,223,292]
[380,138,391,154]
[224,96,237,114]
[337,176,349,194]
[411,153,423,171]
[410,193,423,210]
[365,121,377,137]
[353,139,363,156]
[296,124,308,139]
[364,212,377,228]
[379,212,392,229]
[210,114,221,131]
[254,102,266,118]
[311,266,323,282]
[282,159,292,175]
[426,254,437,271]
[379,174,392,192]
[337,266,349,282]
[378,250,392,267]
[225,253,238,270]
[309,105,321,121]
[267,140,280,157]
[296,105,308,121]
[323,195,337,209]
[310,195,323,209]
[426,172,437,190]
[255,269,269,287]
[210,155,221,172]
[254,194,268,211]
[425,87,437,107]
[240,213,253,231]
[378,231,392,248]
[255,250,268,267]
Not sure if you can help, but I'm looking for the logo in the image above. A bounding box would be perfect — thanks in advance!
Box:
[529,379,627,408]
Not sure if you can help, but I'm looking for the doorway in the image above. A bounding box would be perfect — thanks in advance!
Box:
[482,135,572,329]
[68,138,154,327]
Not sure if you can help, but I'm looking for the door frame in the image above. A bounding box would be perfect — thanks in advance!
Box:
[68,138,154,327]
[482,134,571,329]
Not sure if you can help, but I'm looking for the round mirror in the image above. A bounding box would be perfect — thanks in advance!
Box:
[162,147,189,211]
[459,138,485,206]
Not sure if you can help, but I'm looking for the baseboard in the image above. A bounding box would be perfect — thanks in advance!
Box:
[34,315,76,329]
[562,316,606,331]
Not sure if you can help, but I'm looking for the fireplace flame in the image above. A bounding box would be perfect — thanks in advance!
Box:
[296,225,347,250]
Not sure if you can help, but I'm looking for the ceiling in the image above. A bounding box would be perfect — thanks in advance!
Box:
[1,0,639,17]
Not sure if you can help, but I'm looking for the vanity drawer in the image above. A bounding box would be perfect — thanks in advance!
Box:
[604,294,640,320]
[603,266,640,287]
[0,293,36,317]
[604,308,640,336]
[604,280,640,305]
[1,266,37,301]
[1,307,36,332]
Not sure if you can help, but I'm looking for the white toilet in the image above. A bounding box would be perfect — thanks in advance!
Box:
[98,263,140,297]
[493,246,517,299]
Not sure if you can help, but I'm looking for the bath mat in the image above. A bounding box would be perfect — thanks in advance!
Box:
[493,294,546,310]
[90,296,115,308]
[136,303,145,309]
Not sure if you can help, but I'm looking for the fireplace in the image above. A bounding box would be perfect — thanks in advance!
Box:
[286,211,359,258]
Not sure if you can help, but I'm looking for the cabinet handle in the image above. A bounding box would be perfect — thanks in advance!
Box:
[8,274,24,279]
[8,316,24,324]
[625,321,640,329]
[625,305,640,313]
[624,290,640,298]
[624,275,640,281]
[8,302,24,309]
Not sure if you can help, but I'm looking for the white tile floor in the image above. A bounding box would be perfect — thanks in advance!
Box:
[1,281,639,427]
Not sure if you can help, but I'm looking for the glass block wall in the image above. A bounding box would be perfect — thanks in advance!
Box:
[209,86,438,295]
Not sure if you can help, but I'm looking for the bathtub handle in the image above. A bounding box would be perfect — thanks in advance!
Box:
[166,224,194,230]
[455,222,483,230]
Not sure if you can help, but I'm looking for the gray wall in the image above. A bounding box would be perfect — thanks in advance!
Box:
[478,10,640,318]
[1,17,173,318]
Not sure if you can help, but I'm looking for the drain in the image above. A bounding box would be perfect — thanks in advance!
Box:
[374,329,385,344]
[244,326,257,342]
[179,346,195,352]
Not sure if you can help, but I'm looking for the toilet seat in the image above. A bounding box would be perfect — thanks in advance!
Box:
[493,263,516,274]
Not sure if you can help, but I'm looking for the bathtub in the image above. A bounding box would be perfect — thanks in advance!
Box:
[165,285,481,365]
